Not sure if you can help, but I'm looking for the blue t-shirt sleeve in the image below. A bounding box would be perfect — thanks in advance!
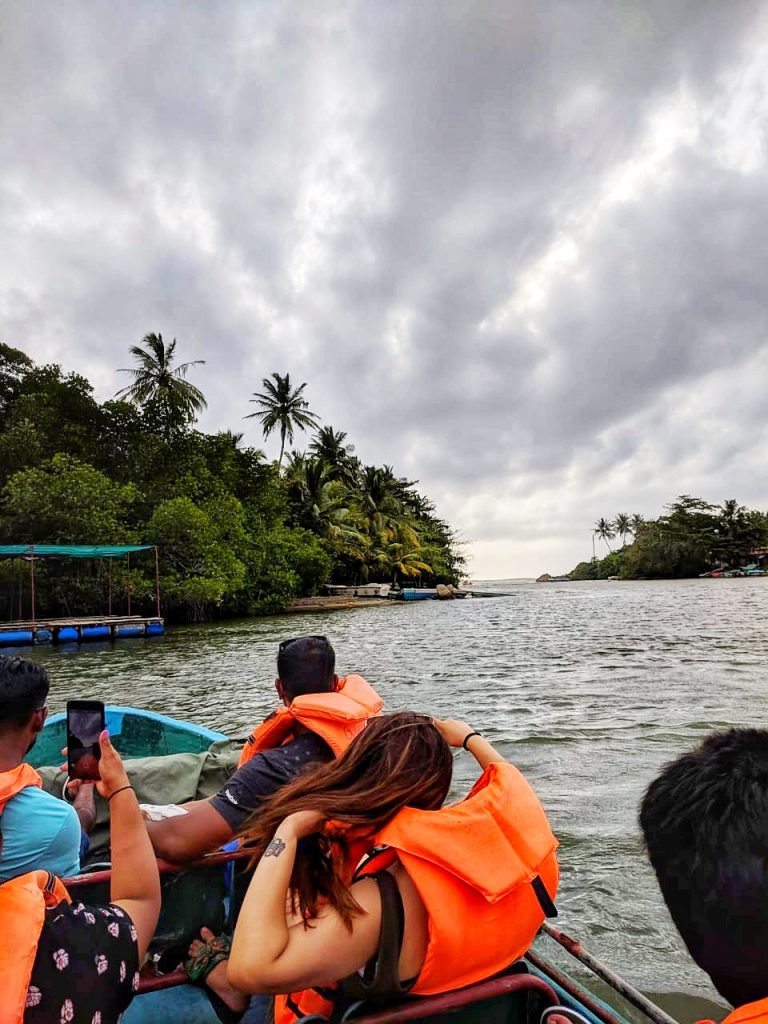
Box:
[0,786,82,882]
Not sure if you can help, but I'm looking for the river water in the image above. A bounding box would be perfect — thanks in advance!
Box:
[29,578,768,1020]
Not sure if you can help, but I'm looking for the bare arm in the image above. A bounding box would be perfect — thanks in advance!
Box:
[432,717,508,769]
[228,812,381,994]
[145,800,234,862]
[96,731,161,960]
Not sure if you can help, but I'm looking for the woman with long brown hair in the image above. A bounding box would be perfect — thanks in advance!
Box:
[226,712,559,1024]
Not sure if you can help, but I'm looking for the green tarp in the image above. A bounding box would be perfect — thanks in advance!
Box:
[38,739,242,857]
[0,544,155,558]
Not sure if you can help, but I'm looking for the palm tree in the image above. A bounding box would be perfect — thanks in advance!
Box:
[283,450,307,480]
[245,373,319,471]
[594,517,615,553]
[218,430,244,448]
[372,523,432,585]
[358,465,403,541]
[116,333,206,431]
[613,513,631,547]
[630,514,645,536]
[290,458,365,550]
[308,426,358,486]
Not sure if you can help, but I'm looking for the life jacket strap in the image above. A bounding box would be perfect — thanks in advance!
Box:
[285,993,304,1019]
[531,874,557,918]
[352,845,392,882]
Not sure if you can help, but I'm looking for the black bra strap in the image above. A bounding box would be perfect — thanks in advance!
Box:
[339,870,412,1001]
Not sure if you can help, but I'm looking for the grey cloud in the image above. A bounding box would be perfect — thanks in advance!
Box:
[2,0,768,574]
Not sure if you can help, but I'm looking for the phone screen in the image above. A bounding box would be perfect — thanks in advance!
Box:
[67,701,105,781]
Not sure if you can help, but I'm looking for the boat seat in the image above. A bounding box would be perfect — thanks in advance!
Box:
[67,861,228,956]
[335,961,557,1024]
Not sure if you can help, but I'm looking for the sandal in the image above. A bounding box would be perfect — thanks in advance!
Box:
[183,933,245,1024]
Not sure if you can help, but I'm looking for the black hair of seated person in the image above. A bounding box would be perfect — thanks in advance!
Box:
[640,728,768,1008]
[0,655,49,730]
[277,636,336,698]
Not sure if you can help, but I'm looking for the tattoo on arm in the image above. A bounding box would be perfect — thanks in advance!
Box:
[264,838,286,858]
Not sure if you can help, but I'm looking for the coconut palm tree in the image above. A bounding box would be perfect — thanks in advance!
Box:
[613,513,631,547]
[594,517,616,553]
[358,465,404,543]
[283,450,307,480]
[116,333,206,431]
[245,373,319,471]
[290,458,365,550]
[218,430,244,448]
[371,523,432,585]
[308,426,358,486]
[630,514,645,536]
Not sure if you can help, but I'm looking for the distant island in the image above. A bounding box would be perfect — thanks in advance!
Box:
[549,496,768,581]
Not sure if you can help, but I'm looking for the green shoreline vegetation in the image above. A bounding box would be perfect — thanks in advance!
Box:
[570,497,768,580]
[0,338,464,622]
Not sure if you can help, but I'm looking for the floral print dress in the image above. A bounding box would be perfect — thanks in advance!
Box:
[25,901,140,1024]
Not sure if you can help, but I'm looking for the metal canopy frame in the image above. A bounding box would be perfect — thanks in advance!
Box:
[0,544,160,624]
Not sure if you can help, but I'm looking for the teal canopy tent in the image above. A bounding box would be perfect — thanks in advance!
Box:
[0,544,160,623]
[0,544,154,558]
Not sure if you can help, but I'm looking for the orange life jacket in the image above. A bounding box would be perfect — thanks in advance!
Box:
[276,760,559,1023]
[0,764,71,1024]
[238,675,384,767]
[0,871,71,1024]
[698,998,768,1024]
[0,763,42,815]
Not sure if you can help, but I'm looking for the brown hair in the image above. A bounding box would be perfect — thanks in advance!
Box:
[240,712,453,926]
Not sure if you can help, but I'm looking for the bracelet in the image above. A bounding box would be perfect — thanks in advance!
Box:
[107,785,133,802]
[462,731,481,750]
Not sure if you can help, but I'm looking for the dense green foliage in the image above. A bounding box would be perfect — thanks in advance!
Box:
[571,497,768,580]
[0,341,463,622]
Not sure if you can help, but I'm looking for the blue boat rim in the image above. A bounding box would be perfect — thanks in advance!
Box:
[43,704,226,743]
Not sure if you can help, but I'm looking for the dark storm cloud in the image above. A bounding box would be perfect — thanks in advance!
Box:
[1,0,768,574]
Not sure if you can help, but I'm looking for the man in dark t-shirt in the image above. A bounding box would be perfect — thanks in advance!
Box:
[144,637,339,861]
[209,731,333,834]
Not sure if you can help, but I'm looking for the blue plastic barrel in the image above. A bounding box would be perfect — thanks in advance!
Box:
[0,630,34,646]
[146,622,165,637]
[81,625,110,640]
[34,629,53,644]
[56,626,79,642]
[116,624,145,638]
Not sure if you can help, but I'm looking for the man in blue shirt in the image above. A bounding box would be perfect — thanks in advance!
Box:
[0,655,83,882]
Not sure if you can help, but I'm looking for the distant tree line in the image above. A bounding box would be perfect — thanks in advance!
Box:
[571,497,768,580]
[0,337,464,622]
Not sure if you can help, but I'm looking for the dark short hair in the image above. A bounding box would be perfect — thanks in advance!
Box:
[0,656,50,728]
[277,636,335,698]
[639,729,768,1007]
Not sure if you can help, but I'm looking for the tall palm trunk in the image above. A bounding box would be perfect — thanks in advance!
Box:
[278,427,287,471]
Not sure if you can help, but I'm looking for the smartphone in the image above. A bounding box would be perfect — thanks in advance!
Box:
[67,700,105,781]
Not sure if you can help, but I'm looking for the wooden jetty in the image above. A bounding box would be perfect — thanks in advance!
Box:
[0,615,165,647]
[0,544,166,647]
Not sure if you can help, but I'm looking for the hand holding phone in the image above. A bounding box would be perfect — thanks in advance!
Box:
[67,700,106,781]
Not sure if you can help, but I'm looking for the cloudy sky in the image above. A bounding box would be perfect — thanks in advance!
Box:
[2,1,768,578]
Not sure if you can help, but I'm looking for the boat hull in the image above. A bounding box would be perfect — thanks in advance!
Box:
[32,708,661,1024]
[27,704,226,770]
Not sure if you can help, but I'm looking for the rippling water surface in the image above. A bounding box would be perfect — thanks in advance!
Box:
[30,578,768,1015]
